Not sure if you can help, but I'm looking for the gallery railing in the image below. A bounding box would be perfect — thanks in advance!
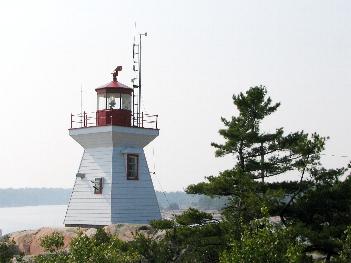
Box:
[70,111,158,129]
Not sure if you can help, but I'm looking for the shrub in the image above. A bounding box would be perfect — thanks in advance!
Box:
[131,233,174,262]
[35,252,69,263]
[175,208,213,226]
[220,208,306,263]
[333,226,351,263]
[40,231,65,253]
[0,240,20,263]
[93,227,111,245]
[69,229,141,263]
[150,219,175,230]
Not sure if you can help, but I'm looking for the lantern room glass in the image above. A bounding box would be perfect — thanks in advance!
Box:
[107,93,120,109]
[121,94,131,110]
[97,93,131,111]
[97,94,106,110]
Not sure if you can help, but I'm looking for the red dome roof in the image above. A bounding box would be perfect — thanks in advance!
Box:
[95,80,133,94]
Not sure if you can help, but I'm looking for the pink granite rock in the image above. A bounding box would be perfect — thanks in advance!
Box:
[8,224,164,256]
[10,227,79,255]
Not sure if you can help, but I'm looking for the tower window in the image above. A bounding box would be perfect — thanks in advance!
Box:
[94,177,103,194]
[127,154,139,180]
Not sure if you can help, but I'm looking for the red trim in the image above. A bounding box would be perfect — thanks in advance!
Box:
[97,80,130,89]
[95,80,133,95]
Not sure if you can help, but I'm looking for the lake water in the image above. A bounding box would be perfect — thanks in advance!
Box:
[0,205,67,235]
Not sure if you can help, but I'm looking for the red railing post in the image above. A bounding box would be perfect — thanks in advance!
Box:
[96,111,98,126]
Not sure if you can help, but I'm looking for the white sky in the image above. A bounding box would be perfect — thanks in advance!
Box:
[0,0,350,191]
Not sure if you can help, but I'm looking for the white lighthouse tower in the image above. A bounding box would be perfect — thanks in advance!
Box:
[64,66,161,227]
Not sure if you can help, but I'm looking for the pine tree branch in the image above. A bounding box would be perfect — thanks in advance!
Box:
[279,155,310,226]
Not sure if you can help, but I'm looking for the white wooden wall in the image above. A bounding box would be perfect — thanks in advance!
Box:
[111,148,161,224]
[64,147,113,226]
[64,126,161,226]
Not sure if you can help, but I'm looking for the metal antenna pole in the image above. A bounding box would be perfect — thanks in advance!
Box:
[80,85,83,127]
[138,35,142,127]
[138,32,147,127]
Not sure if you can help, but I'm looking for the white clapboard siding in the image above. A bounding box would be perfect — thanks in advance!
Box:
[64,146,113,226]
[64,125,161,226]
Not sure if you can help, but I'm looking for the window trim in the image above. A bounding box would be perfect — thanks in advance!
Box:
[126,154,139,180]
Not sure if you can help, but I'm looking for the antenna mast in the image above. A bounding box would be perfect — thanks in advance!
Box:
[80,85,83,128]
[132,26,147,127]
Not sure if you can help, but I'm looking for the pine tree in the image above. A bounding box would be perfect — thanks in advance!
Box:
[186,85,351,259]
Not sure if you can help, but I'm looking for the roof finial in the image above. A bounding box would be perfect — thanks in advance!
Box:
[112,66,123,81]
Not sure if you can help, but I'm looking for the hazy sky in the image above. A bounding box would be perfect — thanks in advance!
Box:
[0,0,350,191]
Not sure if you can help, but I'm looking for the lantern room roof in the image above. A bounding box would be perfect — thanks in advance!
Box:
[96,80,130,89]
[95,80,131,90]
[95,80,133,94]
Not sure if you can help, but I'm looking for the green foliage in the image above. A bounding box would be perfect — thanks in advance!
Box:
[0,239,20,263]
[187,86,351,260]
[68,230,140,263]
[210,86,293,181]
[284,175,351,257]
[150,219,175,230]
[188,169,283,222]
[186,88,329,220]
[131,233,175,263]
[35,252,69,263]
[27,216,226,263]
[171,223,227,263]
[40,231,64,253]
[35,228,141,263]
[175,208,213,226]
[68,233,94,262]
[333,226,351,262]
[136,209,226,262]
[136,209,227,263]
[94,227,111,245]
[220,209,306,263]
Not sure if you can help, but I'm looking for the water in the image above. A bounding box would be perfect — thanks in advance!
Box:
[0,205,67,235]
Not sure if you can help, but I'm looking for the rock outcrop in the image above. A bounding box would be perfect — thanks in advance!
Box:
[8,224,163,256]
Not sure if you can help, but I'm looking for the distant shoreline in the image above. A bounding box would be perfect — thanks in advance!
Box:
[0,188,71,208]
[0,188,226,210]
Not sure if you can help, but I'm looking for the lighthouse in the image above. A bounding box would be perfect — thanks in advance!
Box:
[64,66,161,227]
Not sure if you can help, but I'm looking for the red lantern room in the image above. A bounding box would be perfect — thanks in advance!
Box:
[95,66,133,127]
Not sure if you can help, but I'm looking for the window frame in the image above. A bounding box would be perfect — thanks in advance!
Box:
[126,154,139,180]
